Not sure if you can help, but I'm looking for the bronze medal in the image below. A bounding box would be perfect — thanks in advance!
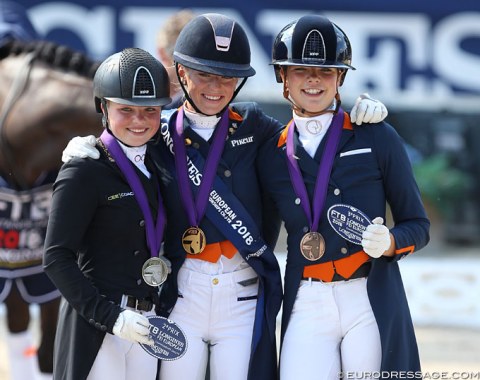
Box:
[300,232,325,261]
[182,226,206,254]
[142,257,169,286]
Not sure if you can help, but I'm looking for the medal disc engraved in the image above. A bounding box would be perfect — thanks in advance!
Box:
[300,232,325,261]
[140,316,188,360]
[327,204,371,245]
[142,257,169,286]
[182,227,206,254]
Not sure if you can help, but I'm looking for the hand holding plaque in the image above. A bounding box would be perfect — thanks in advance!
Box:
[140,316,188,360]
[327,204,372,245]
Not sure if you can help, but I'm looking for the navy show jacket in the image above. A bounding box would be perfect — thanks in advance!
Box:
[258,112,430,372]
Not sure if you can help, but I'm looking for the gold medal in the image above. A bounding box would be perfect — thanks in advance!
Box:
[300,232,325,261]
[142,257,169,286]
[182,226,206,254]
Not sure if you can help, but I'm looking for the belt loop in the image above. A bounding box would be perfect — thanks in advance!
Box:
[120,294,127,309]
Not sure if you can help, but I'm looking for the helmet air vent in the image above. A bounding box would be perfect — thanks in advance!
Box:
[132,67,156,99]
[302,30,326,63]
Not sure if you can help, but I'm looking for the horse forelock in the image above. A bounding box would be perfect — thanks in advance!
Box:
[0,39,100,78]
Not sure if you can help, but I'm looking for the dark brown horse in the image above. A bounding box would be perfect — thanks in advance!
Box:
[0,39,102,375]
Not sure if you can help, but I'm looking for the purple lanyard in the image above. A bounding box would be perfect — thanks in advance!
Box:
[171,107,229,227]
[285,109,344,232]
[100,130,166,257]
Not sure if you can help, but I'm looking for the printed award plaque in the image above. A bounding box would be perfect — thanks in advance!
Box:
[327,204,372,245]
[140,316,188,360]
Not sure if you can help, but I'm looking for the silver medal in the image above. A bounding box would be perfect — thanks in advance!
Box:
[142,257,169,286]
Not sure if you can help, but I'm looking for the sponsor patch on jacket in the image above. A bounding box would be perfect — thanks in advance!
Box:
[107,192,134,201]
[230,135,254,148]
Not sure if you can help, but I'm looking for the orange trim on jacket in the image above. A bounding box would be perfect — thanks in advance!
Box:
[187,240,238,263]
[303,250,370,282]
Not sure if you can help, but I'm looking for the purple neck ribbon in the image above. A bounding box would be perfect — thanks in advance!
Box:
[285,109,345,232]
[171,106,230,227]
[100,130,166,257]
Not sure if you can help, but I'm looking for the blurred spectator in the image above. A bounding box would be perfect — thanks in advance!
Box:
[155,9,195,106]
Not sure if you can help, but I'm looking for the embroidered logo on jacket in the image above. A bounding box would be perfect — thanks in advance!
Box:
[107,192,134,201]
[230,136,254,148]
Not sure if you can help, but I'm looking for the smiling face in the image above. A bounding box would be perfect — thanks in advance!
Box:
[103,101,161,147]
[282,66,343,116]
[178,64,239,116]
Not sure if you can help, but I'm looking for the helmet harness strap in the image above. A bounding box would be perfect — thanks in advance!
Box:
[175,62,248,117]
[101,98,110,129]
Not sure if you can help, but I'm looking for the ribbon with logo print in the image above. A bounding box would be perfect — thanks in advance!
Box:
[100,130,166,259]
[171,106,229,233]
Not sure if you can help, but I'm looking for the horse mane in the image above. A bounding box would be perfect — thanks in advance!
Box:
[0,39,100,78]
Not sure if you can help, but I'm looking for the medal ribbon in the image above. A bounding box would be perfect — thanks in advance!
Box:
[172,106,230,227]
[285,109,345,232]
[101,130,166,257]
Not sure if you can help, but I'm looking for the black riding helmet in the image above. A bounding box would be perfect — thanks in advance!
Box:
[272,14,355,85]
[93,47,171,113]
[173,13,255,115]
[271,14,355,116]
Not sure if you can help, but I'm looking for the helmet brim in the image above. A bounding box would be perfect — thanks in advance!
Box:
[271,60,356,71]
[105,96,172,107]
[174,52,256,78]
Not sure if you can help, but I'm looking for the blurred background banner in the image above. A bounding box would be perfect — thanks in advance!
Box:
[16,0,480,232]
[16,0,480,243]
[18,0,480,109]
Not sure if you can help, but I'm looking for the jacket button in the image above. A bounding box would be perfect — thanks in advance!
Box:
[89,319,95,325]
[294,198,301,205]
[193,142,200,149]
[224,170,231,177]
[133,250,141,256]
[95,322,101,329]
[341,247,348,254]
[302,226,309,233]
[212,278,219,285]
[101,325,107,332]
[334,188,341,196]
[139,220,145,227]
[137,279,142,285]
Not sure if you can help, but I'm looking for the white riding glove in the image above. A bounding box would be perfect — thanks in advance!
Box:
[62,135,100,163]
[350,93,388,125]
[361,217,391,258]
[112,309,154,346]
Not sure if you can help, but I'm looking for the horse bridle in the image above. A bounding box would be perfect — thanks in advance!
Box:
[0,50,37,190]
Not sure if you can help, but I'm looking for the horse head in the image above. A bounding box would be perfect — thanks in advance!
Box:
[0,40,103,189]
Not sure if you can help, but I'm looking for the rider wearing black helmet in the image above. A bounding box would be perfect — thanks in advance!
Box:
[257,14,429,379]
[272,14,355,116]
[44,47,171,380]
